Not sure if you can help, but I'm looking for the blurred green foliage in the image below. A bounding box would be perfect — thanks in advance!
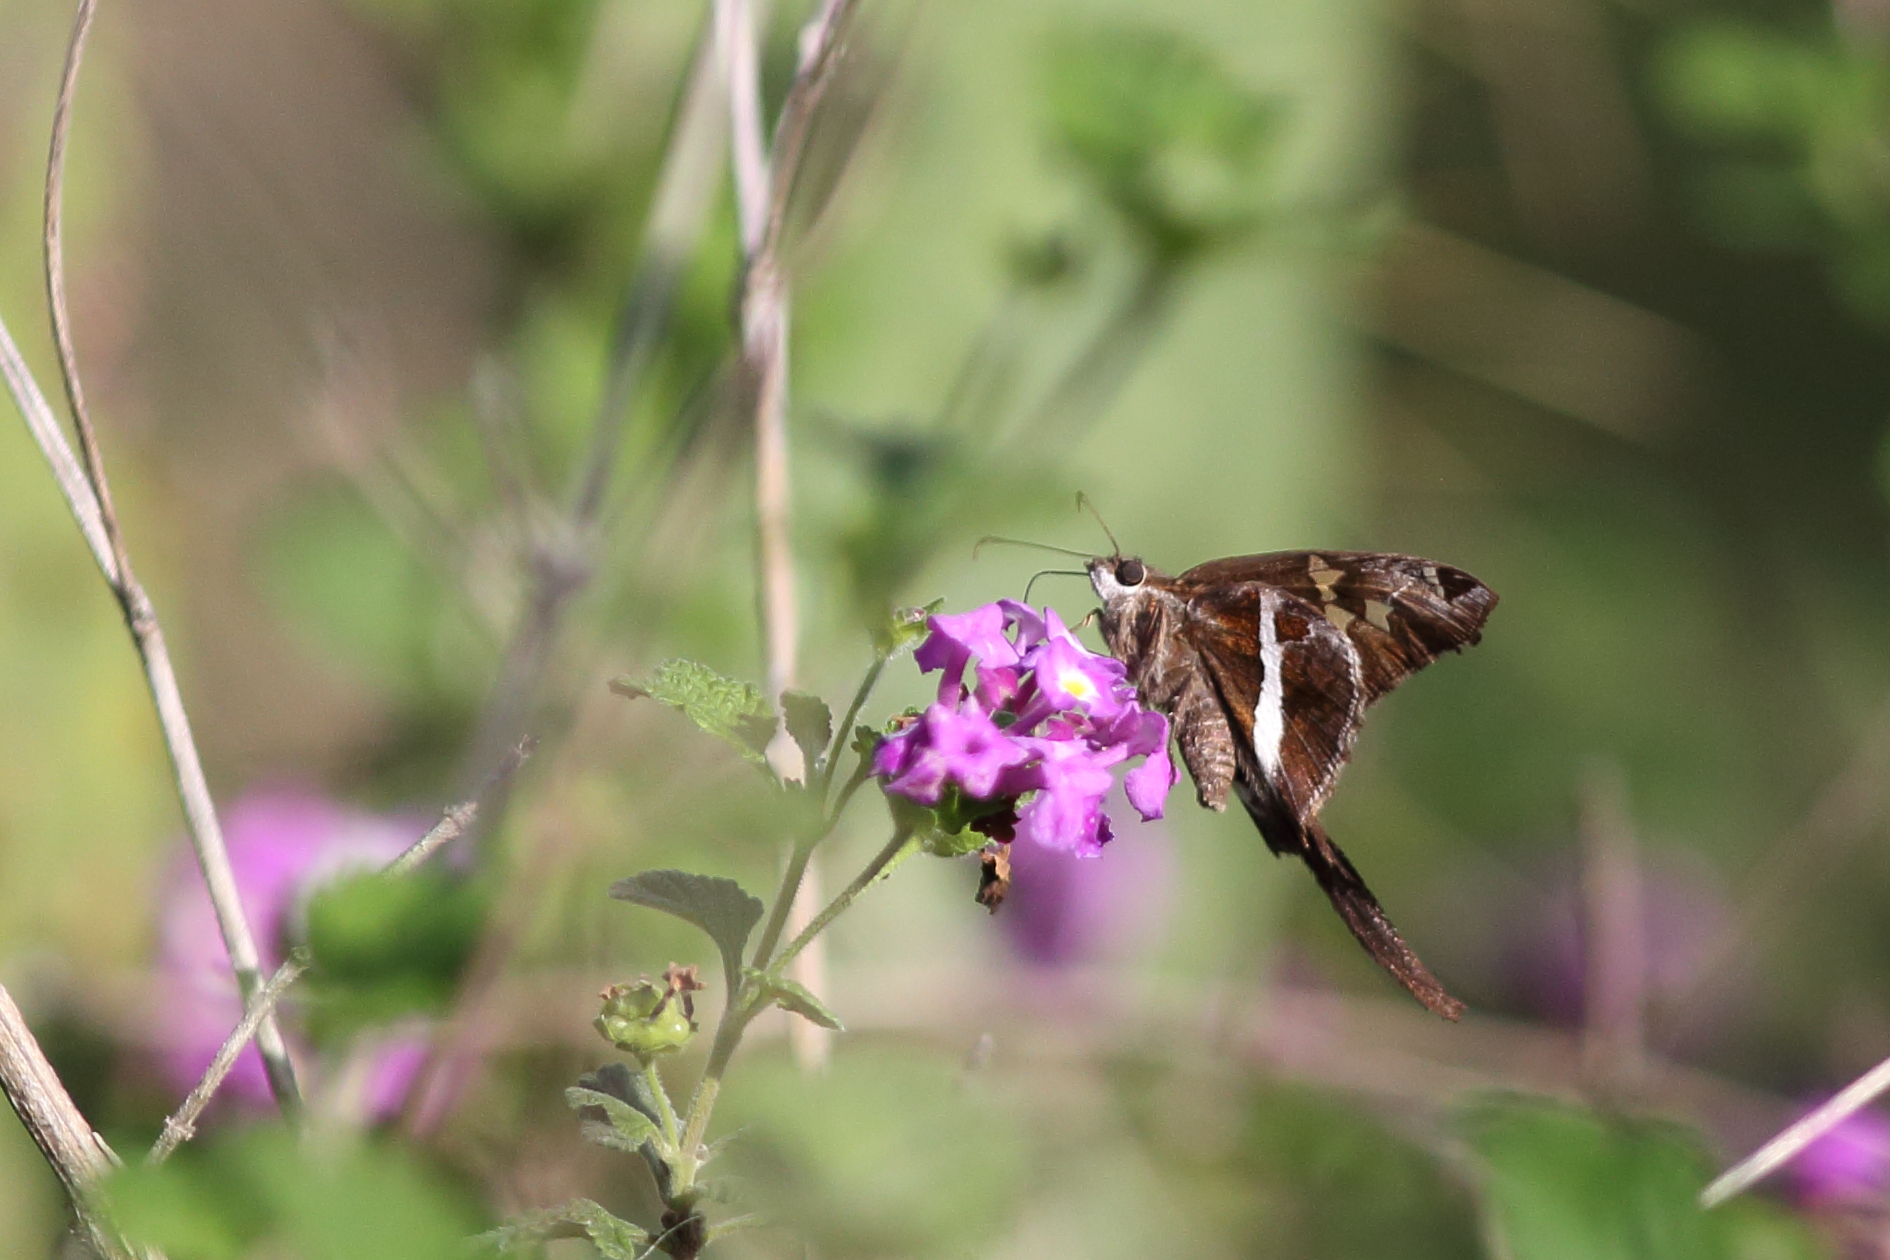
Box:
[104,1130,480,1260]
[1045,24,1287,260]
[303,867,489,1038]
[1462,1097,1823,1260]
[718,1046,1026,1259]
[1659,21,1890,325]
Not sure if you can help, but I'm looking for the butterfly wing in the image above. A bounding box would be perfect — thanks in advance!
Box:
[1180,583,1365,821]
[1179,551,1497,705]
[1174,574,1469,1021]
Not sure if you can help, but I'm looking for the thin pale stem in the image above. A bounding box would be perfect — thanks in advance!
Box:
[36,0,302,1115]
[149,952,308,1165]
[719,0,771,259]
[0,983,148,1259]
[752,725,879,973]
[1702,1052,1890,1207]
[673,1005,749,1192]
[751,839,820,974]
[721,0,861,783]
[674,823,914,1197]
[44,0,124,587]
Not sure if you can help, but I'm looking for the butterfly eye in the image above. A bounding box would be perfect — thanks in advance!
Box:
[1117,559,1146,586]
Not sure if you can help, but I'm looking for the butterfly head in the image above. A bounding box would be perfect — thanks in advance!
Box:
[1087,554,1159,605]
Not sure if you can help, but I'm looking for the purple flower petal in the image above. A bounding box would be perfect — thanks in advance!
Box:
[1124,743,1178,820]
[1028,636,1131,725]
[996,600,1053,654]
[916,604,1019,700]
[881,704,1034,805]
[972,665,1023,715]
[873,725,918,780]
[1013,738,1116,855]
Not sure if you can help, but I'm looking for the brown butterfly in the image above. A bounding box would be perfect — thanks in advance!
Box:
[1088,548,1497,1019]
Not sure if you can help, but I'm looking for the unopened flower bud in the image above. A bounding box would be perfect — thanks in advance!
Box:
[594,976,696,1063]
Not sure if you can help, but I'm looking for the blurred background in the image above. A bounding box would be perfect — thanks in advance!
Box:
[4,0,1890,1254]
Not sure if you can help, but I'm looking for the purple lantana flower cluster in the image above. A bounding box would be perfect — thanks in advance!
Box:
[873,601,1178,856]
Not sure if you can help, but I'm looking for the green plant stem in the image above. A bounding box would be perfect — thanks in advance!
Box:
[826,757,875,825]
[672,825,916,1194]
[821,654,886,798]
[749,837,819,974]
[673,1006,747,1193]
[643,1062,682,1154]
[750,652,885,972]
[772,828,919,973]
[749,753,875,973]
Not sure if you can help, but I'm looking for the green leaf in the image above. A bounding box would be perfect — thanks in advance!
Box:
[885,789,1002,858]
[566,1086,661,1153]
[576,1065,676,1198]
[578,1062,661,1126]
[781,691,834,770]
[1462,1095,1729,1260]
[611,659,775,766]
[610,869,765,981]
[478,1199,650,1259]
[873,600,943,655]
[746,968,845,1031]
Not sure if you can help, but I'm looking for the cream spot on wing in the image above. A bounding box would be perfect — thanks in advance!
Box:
[1422,563,1443,594]
[1254,592,1286,775]
[1308,557,1345,603]
[1323,603,1356,631]
[1365,599,1395,632]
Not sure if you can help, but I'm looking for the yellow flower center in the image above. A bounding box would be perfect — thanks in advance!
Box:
[1058,669,1096,702]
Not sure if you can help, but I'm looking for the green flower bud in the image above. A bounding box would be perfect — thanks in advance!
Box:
[594,975,697,1063]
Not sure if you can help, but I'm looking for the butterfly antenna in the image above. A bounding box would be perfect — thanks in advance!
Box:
[1022,568,1087,602]
[973,535,1093,561]
[1075,492,1121,557]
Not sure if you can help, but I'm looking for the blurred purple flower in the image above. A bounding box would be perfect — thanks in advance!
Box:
[1000,791,1173,965]
[876,601,1178,856]
[1467,854,1734,1037]
[154,789,426,1117]
[1788,1106,1890,1207]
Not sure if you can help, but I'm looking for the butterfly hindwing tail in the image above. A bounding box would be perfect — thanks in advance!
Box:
[1236,776,1463,1020]
[1299,819,1465,1021]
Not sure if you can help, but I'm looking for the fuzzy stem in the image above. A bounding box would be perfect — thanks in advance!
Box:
[772,829,919,973]
[643,1061,683,1154]
[821,654,885,797]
